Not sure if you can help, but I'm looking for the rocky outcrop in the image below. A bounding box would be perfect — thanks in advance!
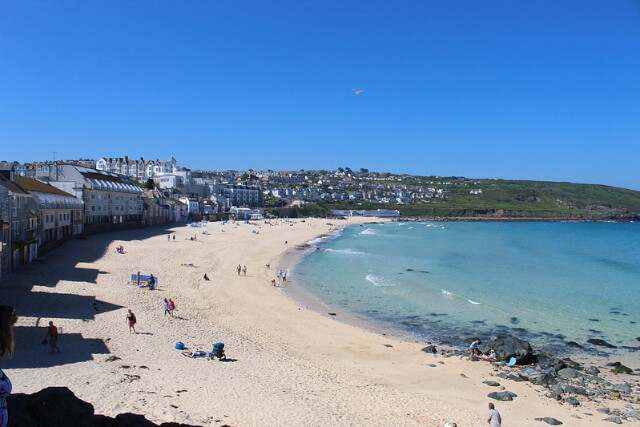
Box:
[7,387,202,427]
[480,334,533,365]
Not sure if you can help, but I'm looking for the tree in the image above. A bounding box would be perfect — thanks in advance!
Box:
[337,167,344,173]
[144,178,154,189]
[360,168,369,174]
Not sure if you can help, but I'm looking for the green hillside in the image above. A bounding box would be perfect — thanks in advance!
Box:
[326,179,640,219]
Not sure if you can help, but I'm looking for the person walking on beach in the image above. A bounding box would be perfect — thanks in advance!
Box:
[126,309,137,333]
[242,265,247,276]
[487,402,501,427]
[0,305,17,427]
[172,234,175,241]
[163,298,170,316]
[167,234,170,241]
[136,271,141,287]
[236,265,242,275]
[44,321,60,354]
[168,299,175,318]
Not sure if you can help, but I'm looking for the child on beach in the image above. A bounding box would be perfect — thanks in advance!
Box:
[44,321,60,354]
[1,305,17,427]
[168,299,175,317]
[126,309,137,333]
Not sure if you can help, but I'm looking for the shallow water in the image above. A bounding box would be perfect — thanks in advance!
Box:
[293,222,640,355]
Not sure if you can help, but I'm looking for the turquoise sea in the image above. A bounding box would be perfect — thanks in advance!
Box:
[292,222,640,355]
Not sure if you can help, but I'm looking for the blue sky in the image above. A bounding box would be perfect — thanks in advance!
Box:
[1,1,639,189]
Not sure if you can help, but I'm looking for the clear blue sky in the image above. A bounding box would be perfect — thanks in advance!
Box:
[1,1,639,189]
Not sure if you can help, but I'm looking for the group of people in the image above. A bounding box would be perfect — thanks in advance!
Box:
[167,233,176,241]
[236,265,247,276]
[163,298,176,317]
[469,339,497,361]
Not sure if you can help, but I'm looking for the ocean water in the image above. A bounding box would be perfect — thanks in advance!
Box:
[292,222,640,354]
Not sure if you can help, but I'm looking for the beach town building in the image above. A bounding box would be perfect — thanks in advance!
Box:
[0,172,37,272]
[164,198,188,222]
[38,164,144,234]
[13,176,84,252]
[179,196,201,217]
[230,207,264,220]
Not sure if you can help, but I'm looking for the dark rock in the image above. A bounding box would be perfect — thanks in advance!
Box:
[598,408,611,414]
[557,368,581,380]
[604,416,622,424]
[421,345,437,354]
[611,365,633,375]
[585,366,600,375]
[534,417,563,425]
[460,373,468,378]
[563,385,588,396]
[566,341,583,348]
[562,358,582,370]
[519,368,556,387]
[587,338,617,348]
[114,413,157,426]
[479,334,533,365]
[607,361,623,366]
[612,383,631,394]
[483,381,501,387]
[6,386,198,427]
[488,391,518,401]
[564,396,580,406]
[384,344,393,348]
[551,384,563,395]
[7,387,94,427]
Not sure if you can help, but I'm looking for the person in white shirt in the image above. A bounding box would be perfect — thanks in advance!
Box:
[487,402,501,427]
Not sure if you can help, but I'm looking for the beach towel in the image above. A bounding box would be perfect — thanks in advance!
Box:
[130,274,160,286]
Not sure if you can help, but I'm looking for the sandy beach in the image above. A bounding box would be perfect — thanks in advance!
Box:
[1,217,637,426]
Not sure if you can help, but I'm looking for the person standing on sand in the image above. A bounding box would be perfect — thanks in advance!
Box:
[168,299,175,317]
[163,298,170,316]
[242,265,247,276]
[126,309,137,333]
[487,402,501,427]
[44,321,60,354]
[0,305,18,427]
[173,234,175,241]
[236,265,242,275]
[137,271,141,287]
[167,234,170,241]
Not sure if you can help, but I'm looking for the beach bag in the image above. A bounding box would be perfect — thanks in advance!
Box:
[175,342,185,350]
[213,342,224,353]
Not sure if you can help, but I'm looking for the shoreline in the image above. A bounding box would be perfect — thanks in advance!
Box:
[1,218,638,426]
[277,221,640,370]
[397,216,639,223]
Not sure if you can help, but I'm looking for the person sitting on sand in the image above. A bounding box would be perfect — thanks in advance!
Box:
[481,349,497,361]
[203,274,210,281]
[149,274,156,290]
[469,339,482,356]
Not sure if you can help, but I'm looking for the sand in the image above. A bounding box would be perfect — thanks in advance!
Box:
[1,217,636,426]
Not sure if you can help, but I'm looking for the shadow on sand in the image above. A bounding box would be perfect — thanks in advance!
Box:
[0,225,173,369]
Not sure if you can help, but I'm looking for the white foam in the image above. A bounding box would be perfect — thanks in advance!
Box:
[325,248,366,256]
[468,299,481,305]
[441,289,454,296]
[408,227,415,230]
[365,274,396,287]
[360,228,377,235]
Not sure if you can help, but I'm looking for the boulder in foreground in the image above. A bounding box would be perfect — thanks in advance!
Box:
[7,387,202,427]
[480,334,533,365]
